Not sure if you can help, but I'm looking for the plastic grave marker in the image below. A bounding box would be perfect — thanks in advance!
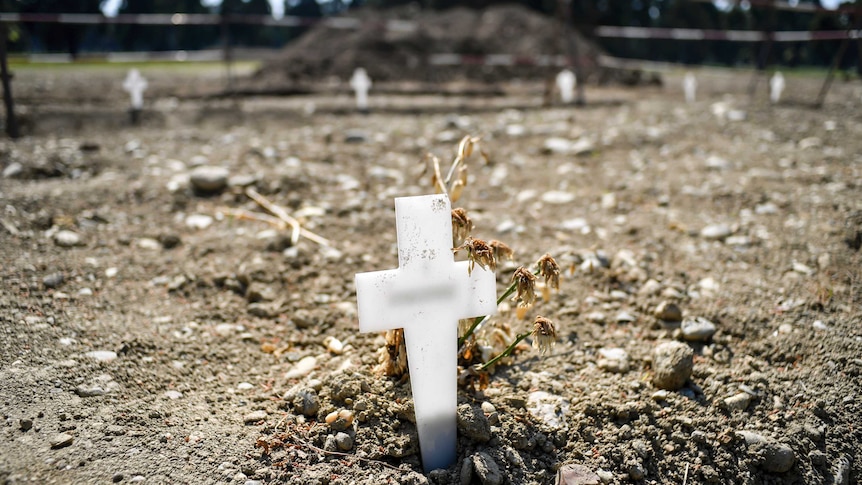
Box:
[683,72,697,104]
[354,194,497,472]
[122,69,148,124]
[349,67,372,112]
[556,69,576,104]
[770,71,785,104]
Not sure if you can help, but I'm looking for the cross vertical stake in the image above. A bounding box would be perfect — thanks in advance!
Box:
[355,194,497,472]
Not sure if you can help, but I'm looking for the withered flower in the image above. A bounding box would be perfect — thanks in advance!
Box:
[536,253,560,292]
[454,237,496,274]
[489,240,514,263]
[511,266,537,309]
[531,315,557,354]
[451,208,473,246]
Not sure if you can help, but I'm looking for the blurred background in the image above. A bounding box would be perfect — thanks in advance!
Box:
[0,0,858,71]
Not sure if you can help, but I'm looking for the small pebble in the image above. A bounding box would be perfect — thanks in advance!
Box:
[762,442,796,473]
[76,385,106,397]
[652,341,693,391]
[701,224,733,240]
[723,392,752,411]
[292,388,320,417]
[654,301,682,322]
[335,432,353,451]
[284,356,317,380]
[597,348,629,374]
[681,316,717,342]
[323,336,344,355]
[50,433,74,449]
[480,402,496,414]
[628,463,646,480]
[189,165,229,193]
[243,410,268,424]
[19,418,33,431]
[54,230,83,247]
[185,214,213,230]
[325,409,354,431]
[638,279,662,296]
[42,273,65,289]
[164,390,183,400]
[556,464,601,485]
[85,350,118,363]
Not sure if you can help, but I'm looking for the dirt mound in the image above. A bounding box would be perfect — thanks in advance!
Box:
[253,4,607,86]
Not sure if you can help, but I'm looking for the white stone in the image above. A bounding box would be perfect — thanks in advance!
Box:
[541,191,575,204]
[354,194,497,472]
[284,356,317,380]
[526,391,570,428]
[185,214,214,230]
[323,336,344,355]
[164,390,183,400]
[54,230,82,247]
[701,224,732,240]
[85,350,118,362]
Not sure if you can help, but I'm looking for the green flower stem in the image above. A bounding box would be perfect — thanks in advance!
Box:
[458,281,517,348]
[478,332,531,371]
[458,264,540,348]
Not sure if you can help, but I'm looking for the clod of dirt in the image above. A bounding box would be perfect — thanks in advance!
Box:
[470,452,503,485]
[457,403,491,443]
[291,388,321,417]
[651,341,694,391]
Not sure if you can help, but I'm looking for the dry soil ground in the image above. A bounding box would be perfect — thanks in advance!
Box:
[1,65,861,485]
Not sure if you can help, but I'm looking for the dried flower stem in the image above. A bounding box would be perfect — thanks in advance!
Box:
[244,188,332,247]
[477,331,531,371]
[457,264,538,348]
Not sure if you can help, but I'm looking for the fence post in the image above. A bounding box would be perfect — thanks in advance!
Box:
[0,23,20,139]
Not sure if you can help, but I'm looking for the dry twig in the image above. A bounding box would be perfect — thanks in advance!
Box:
[235,188,332,247]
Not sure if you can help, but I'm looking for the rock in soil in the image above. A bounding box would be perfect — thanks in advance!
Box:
[189,165,229,193]
[457,404,491,443]
[50,433,73,449]
[681,316,717,342]
[471,452,502,485]
[652,341,694,391]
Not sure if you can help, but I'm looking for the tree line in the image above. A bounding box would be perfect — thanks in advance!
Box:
[1,0,858,69]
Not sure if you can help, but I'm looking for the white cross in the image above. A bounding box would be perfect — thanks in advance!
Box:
[122,69,148,110]
[556,69,576,104]
[354,194,497,472]
[770,71,785,104]
[349,67,372,112]
[683,72,697,104]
